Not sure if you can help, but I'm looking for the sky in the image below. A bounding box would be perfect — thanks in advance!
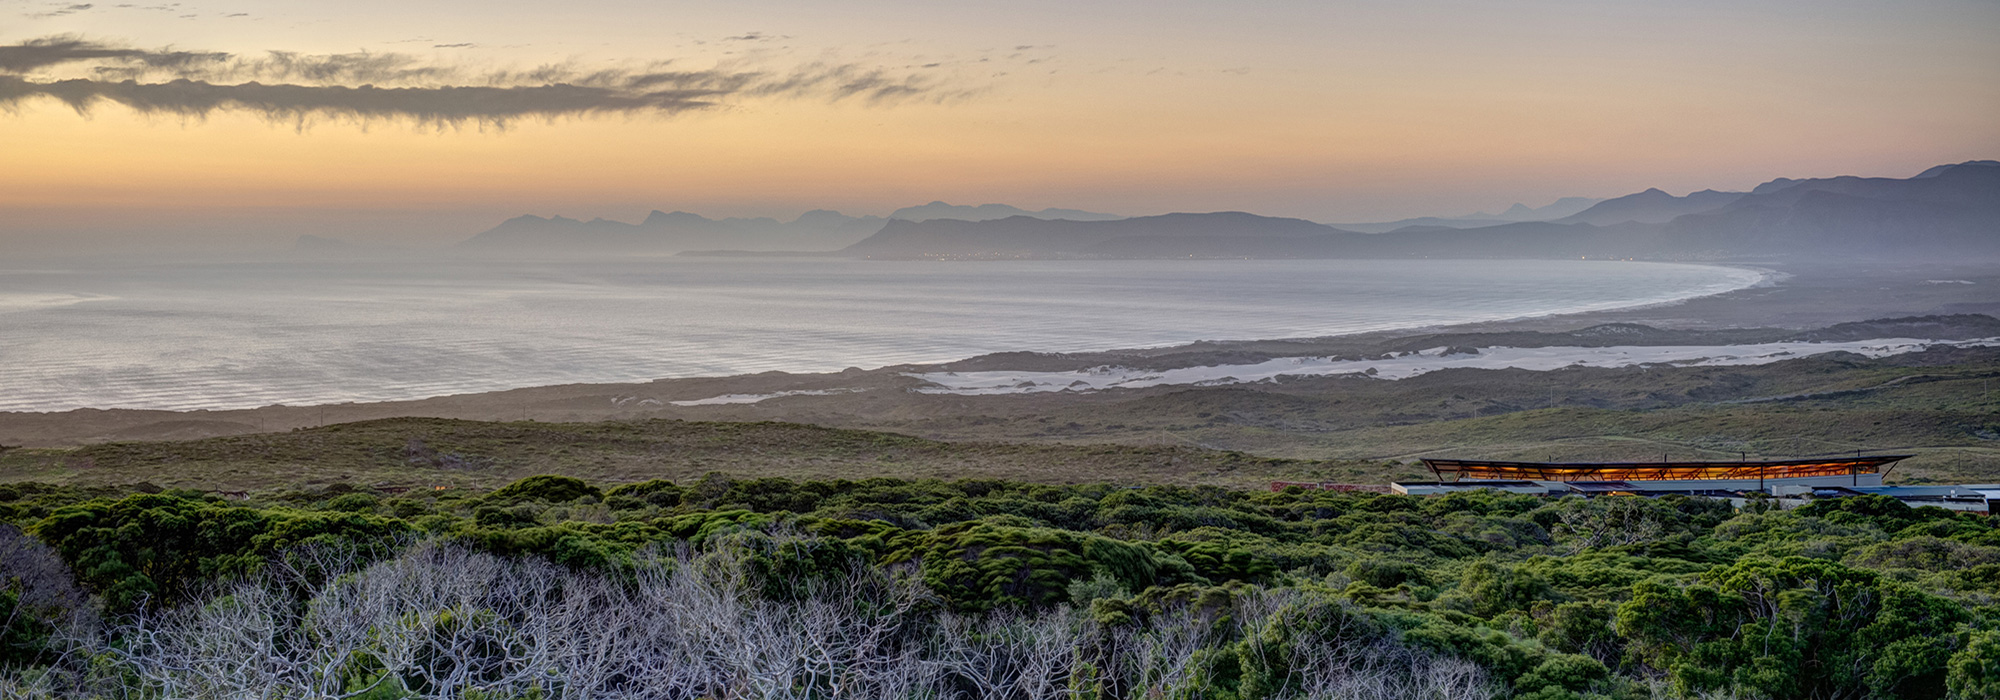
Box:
[3,0,1998,255]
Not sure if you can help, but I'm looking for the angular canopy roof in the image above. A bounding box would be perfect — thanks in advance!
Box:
[1421,456,1909,483]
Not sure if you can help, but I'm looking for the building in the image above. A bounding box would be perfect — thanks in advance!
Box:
[1422,456,1903,485]
[1417,456,1904,493]
[1375,455,1996,514]
[1808,485,2000,514]
[1392,480,1550,496]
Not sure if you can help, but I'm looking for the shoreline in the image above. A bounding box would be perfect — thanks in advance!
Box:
[3,259,1765,415]
[1258,261,1781,346]
[2,260,1996,447]
[1050,260,1776,356]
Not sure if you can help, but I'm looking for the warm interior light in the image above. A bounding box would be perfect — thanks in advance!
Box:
[1421,457,1907,483]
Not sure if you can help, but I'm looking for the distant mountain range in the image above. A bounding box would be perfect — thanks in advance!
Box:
[836,161,2000,261]
[454,161,1999,260]
[459,209,886,255]
[840,212,1335,259]
[1493,197,1603,221]
[1555,188,1745,226]
[1332,197,1602,233]
[885,201,1122,223]
[458,202,1121,255]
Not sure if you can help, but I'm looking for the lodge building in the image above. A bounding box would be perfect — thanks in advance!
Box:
[1358,455,1999,514]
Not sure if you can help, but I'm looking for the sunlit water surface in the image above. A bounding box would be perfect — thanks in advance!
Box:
[0,258,1762,411]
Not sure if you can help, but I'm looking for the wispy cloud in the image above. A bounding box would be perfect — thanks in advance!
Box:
[0,76,737,123]
[0,35,225,73]
[28,2,93,18]
[0,35,968,127]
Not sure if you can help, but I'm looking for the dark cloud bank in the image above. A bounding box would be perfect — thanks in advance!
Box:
[0,35,957,126]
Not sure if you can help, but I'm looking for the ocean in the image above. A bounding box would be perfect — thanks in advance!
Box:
[0,258,1763,412]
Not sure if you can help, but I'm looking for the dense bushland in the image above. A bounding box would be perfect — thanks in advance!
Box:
[1,476,1997,699]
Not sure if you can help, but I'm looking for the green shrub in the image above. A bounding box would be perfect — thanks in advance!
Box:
[893,521,1185,611]
[30,493,407,610]
[1949,629,2000,700]
[1345,557,1429,588]
[1442,559,1561,619]
[486,475,601,504]
[1619,557,1967,699]
[1235,596,1386,700]
[604,479,685,508]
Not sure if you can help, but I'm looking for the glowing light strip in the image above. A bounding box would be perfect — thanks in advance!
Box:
[1422,457,1907,483]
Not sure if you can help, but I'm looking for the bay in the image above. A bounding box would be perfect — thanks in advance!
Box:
[0,258,1763,412]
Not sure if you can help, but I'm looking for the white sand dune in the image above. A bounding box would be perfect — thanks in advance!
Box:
[669,389,864,406]
[904,337,2000,396]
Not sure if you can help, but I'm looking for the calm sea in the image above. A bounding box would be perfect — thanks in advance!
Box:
[0,258,1761,411]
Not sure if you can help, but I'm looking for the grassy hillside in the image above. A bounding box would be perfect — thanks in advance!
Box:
[11,334,2000,492]
[4,346,1997,492]
[0,418,1398,492]
[863,348,2000,483]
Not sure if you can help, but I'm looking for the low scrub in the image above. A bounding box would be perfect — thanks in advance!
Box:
[2,475,1998,699]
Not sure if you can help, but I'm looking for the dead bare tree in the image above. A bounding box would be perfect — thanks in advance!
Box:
[1548,497,1669,553]
[8,532,1507,700]
[118,582,311,700]
[1108,602,1226,698]
[0,524,95,660]
[1292,638,1497,700]
[933,606,1087,700]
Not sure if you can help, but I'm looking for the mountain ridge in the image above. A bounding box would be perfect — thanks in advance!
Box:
[886,201,1122,222]
[1334,196,1602,233]
[837,161,2000,261]
[458,201,1125,255]
[1553,188,1746,225]
[455,161,1998,260]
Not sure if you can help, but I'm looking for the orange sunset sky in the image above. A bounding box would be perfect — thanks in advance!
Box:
[3,0,1997,255]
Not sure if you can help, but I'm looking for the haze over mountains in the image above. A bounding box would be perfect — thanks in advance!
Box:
[459,209,887,255]
[885,202,1123,223]
[1331,197,1602,233]
[449,161,2000,261]
[457,202,1120,256]
[1553,188,1745,226]
[837,160,2000,261]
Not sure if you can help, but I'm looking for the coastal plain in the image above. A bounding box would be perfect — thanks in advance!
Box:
[4,261,1998,492]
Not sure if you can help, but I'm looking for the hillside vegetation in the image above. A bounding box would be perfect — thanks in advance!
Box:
[3,475,1998,698]
[806,345,2000,484]
[4,343,1997,492]
[0,418,1387,492]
